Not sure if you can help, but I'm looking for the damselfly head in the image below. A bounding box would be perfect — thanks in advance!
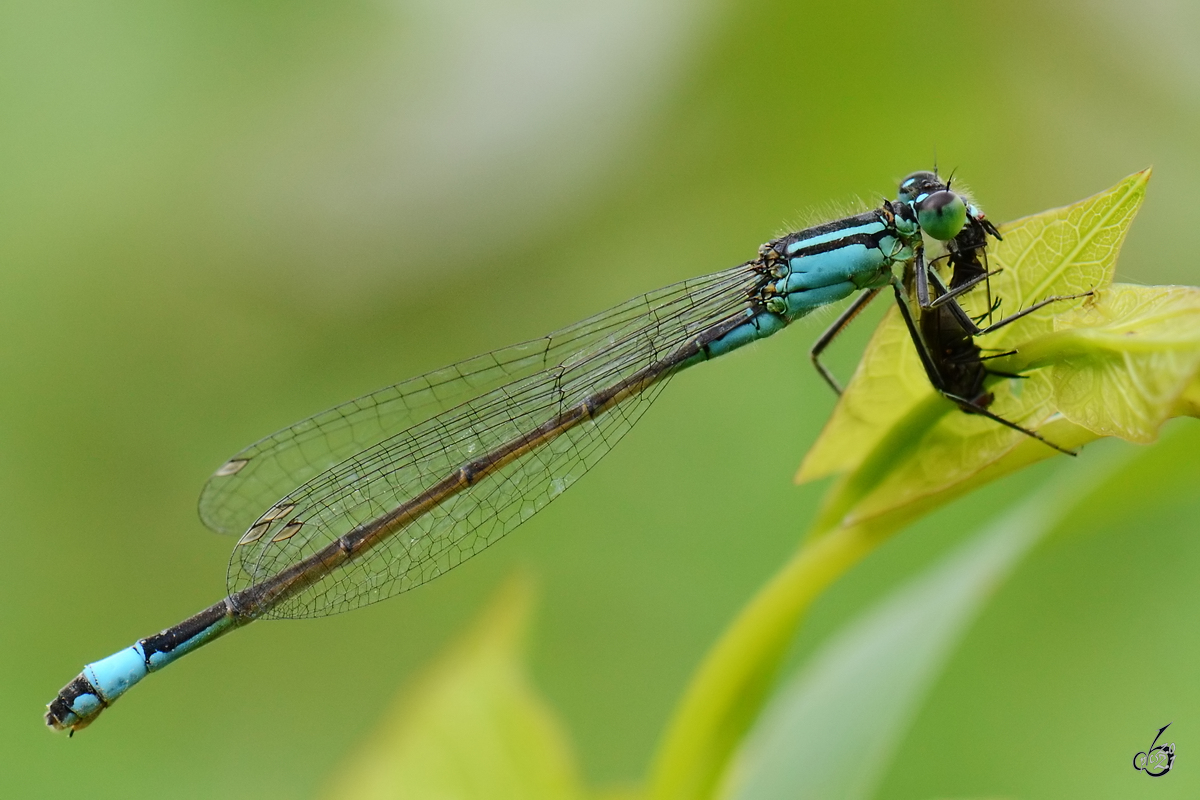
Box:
[897,171,946,203]
[897,171,969,241]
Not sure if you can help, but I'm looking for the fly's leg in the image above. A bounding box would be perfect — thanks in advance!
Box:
[942,391,1077,456]
[973,291,1094,336]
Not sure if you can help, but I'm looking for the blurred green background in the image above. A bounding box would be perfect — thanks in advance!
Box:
[3,1,1198,797]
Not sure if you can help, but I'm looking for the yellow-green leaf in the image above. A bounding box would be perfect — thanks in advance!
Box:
[980,167,1149,342]
[1018,284,1200,443]
[321,576,586,800]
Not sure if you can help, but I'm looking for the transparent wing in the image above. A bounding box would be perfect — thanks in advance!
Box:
[200,265,755,536]
[226,263,763,619]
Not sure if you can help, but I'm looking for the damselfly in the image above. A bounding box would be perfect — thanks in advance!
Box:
[46,171,1058,733]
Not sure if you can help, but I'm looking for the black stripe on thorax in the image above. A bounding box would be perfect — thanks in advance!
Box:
[787,231,891,259]
[785,209,881,241]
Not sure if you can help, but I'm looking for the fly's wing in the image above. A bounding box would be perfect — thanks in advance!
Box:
[227,264,762,618]
[199,267,752,536]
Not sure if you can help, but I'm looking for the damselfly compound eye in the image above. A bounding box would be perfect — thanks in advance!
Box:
[917,190,967,241]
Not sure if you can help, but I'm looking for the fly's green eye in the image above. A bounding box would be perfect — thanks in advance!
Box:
[917,190,967,241]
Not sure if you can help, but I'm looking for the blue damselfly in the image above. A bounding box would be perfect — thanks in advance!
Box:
[46,171,1065,733]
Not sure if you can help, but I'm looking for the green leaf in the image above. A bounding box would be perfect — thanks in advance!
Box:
[1013,284,1200,442]
[719,452,1129,800]
[321,575,587,800]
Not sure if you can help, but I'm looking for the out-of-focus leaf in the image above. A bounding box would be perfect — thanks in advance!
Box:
[321,576,586,800]
[719,451,1128,800]
[648,511,880,800]
[593,789,648,800]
